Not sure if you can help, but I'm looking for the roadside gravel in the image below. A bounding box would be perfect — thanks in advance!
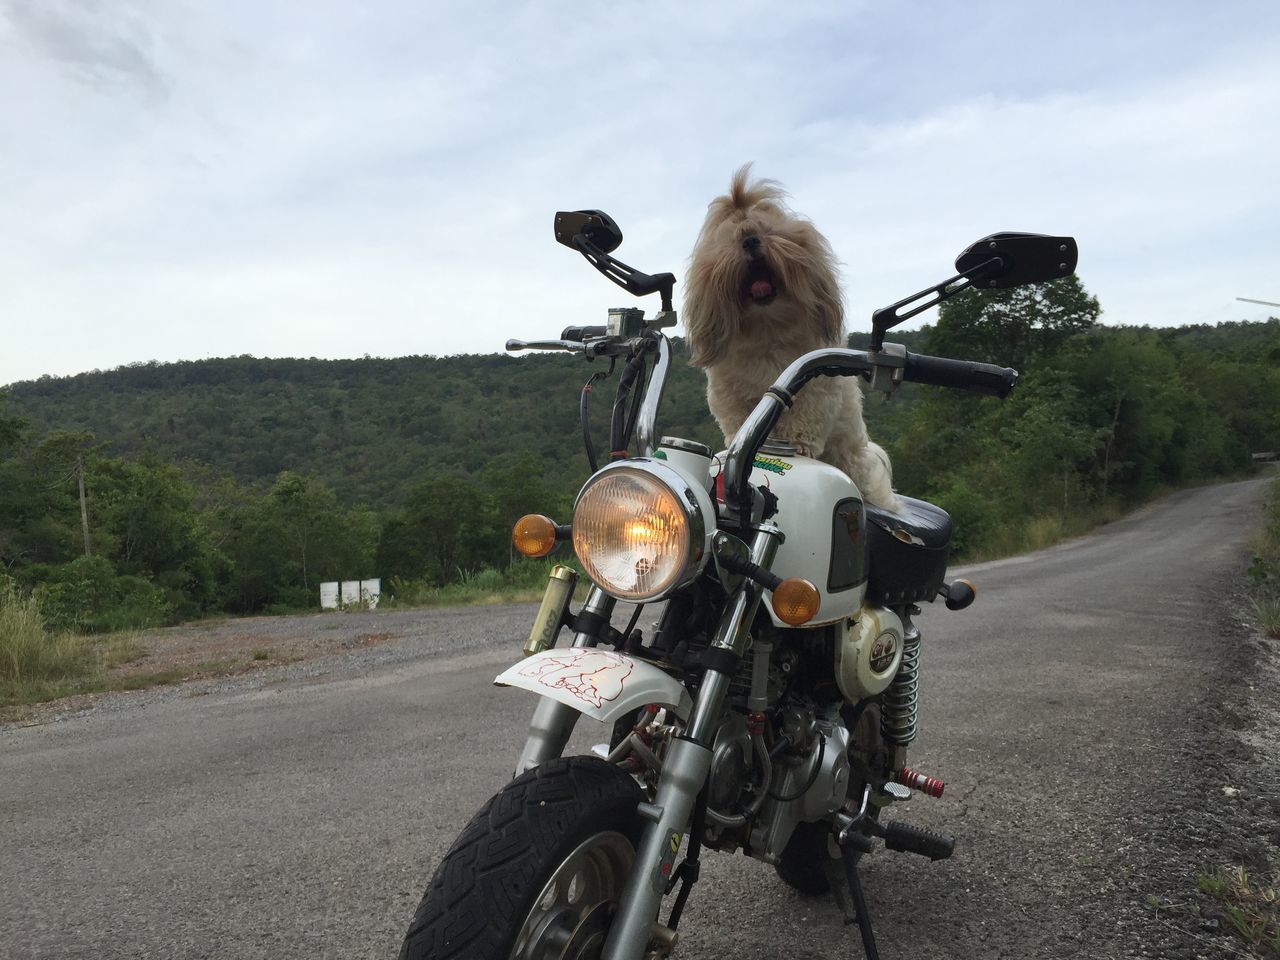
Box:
[10,604,539,727]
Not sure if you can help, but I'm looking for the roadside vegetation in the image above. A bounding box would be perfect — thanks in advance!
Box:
[1176,473,1280,958]
[1195,866,1280,957]
[0,283,1277,629]
[0,579,93,705]
[384,558,581,608]
[0,578,146,711]
[1249,475,1280,638]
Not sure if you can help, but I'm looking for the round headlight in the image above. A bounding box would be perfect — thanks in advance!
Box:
[572,463,707,601]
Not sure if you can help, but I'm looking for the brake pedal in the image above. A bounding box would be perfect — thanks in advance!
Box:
[883,821,955,861]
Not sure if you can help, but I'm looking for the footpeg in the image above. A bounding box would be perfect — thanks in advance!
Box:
[883,821,955,861]
[895,766,945,798]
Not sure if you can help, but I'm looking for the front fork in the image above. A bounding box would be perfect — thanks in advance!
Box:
[602,524,782,960]
[514,584,617,775]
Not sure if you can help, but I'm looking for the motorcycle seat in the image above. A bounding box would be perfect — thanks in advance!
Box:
[864,496,953,605]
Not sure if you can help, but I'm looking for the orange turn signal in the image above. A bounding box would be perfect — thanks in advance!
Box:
[512,514,557,558]
[771,577,820,626]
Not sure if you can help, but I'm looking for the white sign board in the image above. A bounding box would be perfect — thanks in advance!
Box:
[324,578,382,609]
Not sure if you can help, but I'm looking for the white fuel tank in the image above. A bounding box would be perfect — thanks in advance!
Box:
[717,442,869,627]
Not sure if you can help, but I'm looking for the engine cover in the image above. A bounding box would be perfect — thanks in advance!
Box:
[835,604,905,701]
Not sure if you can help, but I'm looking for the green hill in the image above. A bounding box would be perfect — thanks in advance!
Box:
[3,334,936,508]
[3,346,725,508]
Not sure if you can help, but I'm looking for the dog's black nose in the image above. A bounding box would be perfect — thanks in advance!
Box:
[742,235,762,254]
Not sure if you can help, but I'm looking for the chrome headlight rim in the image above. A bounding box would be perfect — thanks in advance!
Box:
[571,458,712,602]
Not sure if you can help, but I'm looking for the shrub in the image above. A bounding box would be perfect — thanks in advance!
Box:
[931,478,1003,558]
[0,579,92,684]
[34,556,173,633]
[386,558,580,608]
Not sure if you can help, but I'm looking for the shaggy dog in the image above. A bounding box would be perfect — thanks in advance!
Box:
[684,165,899,510]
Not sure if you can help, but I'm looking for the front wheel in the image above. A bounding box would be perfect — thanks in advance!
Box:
[400,756,644,960]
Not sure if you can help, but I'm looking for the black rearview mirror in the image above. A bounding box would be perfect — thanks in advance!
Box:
[554,210,624,254]
[954,233,1078,289]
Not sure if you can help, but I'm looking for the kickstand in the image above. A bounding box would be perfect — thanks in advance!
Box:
[838,843,880,960]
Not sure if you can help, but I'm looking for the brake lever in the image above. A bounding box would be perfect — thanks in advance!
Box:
[505,338,587,353]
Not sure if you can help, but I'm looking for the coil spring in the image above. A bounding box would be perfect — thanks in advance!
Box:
[881,625,920,745]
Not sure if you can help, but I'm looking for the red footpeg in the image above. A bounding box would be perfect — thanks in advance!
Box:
[895,767,945,798]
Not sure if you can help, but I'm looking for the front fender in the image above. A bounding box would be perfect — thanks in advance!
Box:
[495,647,691,724]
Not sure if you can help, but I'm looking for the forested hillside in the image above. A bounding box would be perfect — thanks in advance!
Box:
[2,282,1277,630]
[4,347,720,508]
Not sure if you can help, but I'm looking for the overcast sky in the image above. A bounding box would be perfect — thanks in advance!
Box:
[1,0,1277,386]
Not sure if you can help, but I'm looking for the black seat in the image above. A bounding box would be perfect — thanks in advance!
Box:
[864,496,953,605]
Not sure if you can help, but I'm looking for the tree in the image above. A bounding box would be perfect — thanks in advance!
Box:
[377,471,488,585]
[927,274,1101,372]
[88,454,227,616]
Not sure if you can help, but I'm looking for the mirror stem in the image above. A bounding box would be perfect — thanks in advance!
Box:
[869,256,1001,351]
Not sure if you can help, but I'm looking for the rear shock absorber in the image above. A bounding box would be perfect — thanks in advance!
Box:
[881,621,920,745]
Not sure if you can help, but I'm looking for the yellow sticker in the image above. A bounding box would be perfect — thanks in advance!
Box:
[752,455,793,476]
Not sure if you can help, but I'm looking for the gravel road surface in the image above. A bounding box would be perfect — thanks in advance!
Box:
[3,477,1277,960]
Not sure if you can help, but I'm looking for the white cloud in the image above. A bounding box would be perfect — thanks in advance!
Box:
[1,1,1277,385]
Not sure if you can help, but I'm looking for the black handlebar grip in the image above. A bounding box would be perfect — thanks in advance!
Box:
[902,352,1019,398]
[560,325,609,342]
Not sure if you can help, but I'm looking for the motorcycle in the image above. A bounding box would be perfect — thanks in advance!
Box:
[398,209,1078,960]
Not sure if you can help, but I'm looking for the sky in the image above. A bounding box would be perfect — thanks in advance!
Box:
[1,0,1278,386]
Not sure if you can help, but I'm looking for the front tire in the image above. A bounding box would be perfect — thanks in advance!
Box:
[400,756,644,960]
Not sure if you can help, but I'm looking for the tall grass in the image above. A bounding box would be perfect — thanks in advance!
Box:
[0,580,94,703]
[385,559,584,608]
[1196,865,1280,955]
[1254,597,1280,639]
[1250,475,1280,638]
[958,500,1128,563]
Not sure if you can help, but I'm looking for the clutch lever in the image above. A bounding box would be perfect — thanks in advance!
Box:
[505,338,587,353]
[505,335,638,360]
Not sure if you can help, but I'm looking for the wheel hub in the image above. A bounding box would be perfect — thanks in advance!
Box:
[511,832,634,960]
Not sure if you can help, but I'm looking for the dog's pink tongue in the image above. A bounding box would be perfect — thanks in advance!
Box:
[751,279,774,301]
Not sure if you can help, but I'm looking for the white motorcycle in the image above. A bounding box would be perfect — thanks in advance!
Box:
[398,210,1078,960]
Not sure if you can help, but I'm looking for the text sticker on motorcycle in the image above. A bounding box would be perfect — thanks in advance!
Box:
[751,455,793,476]
[516,649,634,709]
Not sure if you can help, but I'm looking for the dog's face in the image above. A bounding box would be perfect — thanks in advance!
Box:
[684,165,844,366]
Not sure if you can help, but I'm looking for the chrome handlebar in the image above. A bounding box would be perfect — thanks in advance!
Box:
[506,322,671,458]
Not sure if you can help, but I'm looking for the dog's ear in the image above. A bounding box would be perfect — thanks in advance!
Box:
[683,255,737,366]
[770,222,845,346]
[811,273,845,346]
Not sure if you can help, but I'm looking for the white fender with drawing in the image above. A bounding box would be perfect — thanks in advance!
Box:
[495,647,692,724]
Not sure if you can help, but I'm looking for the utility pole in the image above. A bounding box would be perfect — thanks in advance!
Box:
[77,455,92,556]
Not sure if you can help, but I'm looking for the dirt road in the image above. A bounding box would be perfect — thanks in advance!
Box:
[2,477,1277,959]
